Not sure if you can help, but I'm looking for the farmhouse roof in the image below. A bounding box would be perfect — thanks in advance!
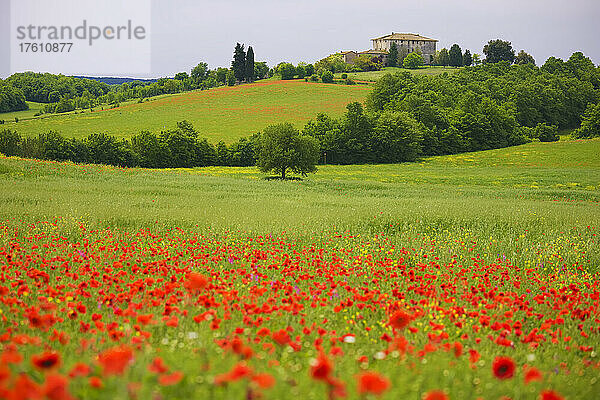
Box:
[372,33,438,42]
[359,49,388,54]
[340,51,357,54]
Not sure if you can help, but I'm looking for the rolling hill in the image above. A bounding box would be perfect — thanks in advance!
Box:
[4,80,371,143]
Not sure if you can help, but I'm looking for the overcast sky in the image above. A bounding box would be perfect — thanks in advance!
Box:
[2,0,599,78]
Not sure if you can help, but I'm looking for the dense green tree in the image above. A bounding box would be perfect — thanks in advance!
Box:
[315,54,347,74]
[131,131,170,168]
[472,53,482,65]
[534,123,559,142]
[437,48,450,67]
[573,103,600,138]
[54,97,75,113]
[515,50,536,66]
[463,50,473,67]
[0,129,22,156]
[449,44,463,67]
[372,110,422,162]
[191,62,208,83]
[483,39,515,63]
[403,52,424,69]
[254,62,270,80]
[232,43,246,82]
[0,84,28,113]
[352,56,379,72]
[278,63,297,80]
[215,68,229,84]
[174,72,189,81]
[257,123,319,179]
[245,46,255,82]
[304,64,315,76]
[387,42,398,67]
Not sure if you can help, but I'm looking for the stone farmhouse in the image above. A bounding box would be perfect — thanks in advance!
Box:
[341,32,438,65]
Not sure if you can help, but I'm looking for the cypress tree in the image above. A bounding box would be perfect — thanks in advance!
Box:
[245,46,255,82]
[463,49,473,66]
[387,42,398,67]
[449,44,463,67]
[232,43,246,83]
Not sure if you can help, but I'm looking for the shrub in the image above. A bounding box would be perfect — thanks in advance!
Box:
[278,63,296,80]
[0,129,22,156]
[535,123,560,142]
[321,71,334,83]
[310,74,319,82]
[341,73,348,79]
[344,78,356,85]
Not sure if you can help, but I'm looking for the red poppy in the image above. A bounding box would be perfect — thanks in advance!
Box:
[43,373,74,400]
[540,390,564,400]
[310,353,333,381]
[357,371,390,396]
[89,376,104,388]
[185,272,209,291]
[251,373,276,389]
[272,329,291,346]
[492,356,516,380]
[524,367,543,384]
[98,345,133,376]
[424,390,449,400]
[68,362,91,378]
[32,351,61,370]
[149,357,168,374]
[158,371,184,386]
[388,310,412,330]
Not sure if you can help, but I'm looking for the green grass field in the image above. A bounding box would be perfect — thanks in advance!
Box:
[335,66,460,82]
[0,101,45,121]
[1,138,598,266]
[1,138,599,399]
[2,80,370,143]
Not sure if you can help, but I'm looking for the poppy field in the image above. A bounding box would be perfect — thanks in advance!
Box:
[1,138,600,399]
[6,80,370,143]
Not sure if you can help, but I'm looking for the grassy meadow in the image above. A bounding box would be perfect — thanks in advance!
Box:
[1,136,599,399]
[3,80,370,143]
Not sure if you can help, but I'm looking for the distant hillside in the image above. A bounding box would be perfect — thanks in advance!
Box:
[71,76,158,85]
[7,80,370,143]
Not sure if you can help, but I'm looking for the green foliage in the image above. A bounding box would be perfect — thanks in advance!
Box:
[372,110,422,162]
[403,52,424,69]
[232,43,246,82]
[257,123,319,179]
[54,97,75,114]
[131,130,170,168]
[226,70,236,86]
[174,72,189,81]
[0,83,28,113]
[515,50,536,66]
[436,48,449,67]
[315,54,347,74]
[191,62,208,83]
[254,62,270,80]
[573,102,600,138]
[534,123,559,142]
[278,63,297,80]
[483,39,516,63]
[352,55,380,72]
[320,71,334,83]
[245,46,255,82]
[387,42,398,67]
[449,44,463,67]
[0,129,21,156]
[463,50,473,67]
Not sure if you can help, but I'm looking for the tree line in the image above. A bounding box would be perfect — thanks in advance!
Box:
[1,52,598,173]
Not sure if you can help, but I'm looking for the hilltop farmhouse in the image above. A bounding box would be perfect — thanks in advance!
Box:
[341,32,438,65]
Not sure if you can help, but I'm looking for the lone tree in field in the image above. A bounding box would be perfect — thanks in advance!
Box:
[232,43,246,83]
[387,42,398,67]
[483,39,515,64]
[448,44,463,67]
[257,123,319,180]
[245,46,255,82]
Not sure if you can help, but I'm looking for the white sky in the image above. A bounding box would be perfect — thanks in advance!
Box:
[1,0,599,78]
